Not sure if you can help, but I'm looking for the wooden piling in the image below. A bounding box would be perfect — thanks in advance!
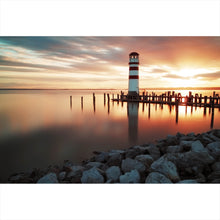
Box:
[81,96,83,110]
[70,96,72,109]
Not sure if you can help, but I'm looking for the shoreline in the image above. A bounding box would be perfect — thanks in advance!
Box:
[8,129,220,183]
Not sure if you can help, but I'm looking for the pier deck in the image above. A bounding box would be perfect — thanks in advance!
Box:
[111,91,220,109]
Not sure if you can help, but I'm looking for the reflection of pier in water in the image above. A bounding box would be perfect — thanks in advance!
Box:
[69,92,216,130]
[127,102,139,144]
[112,90,218,129]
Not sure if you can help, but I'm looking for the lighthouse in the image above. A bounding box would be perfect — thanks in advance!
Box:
[128,52,139,97]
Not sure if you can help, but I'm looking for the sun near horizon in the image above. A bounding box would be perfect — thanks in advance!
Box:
[0,37,220,90]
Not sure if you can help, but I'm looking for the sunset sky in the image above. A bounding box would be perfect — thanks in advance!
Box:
[0,37,220,89]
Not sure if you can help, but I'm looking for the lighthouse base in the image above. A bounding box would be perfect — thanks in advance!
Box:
[128,91,139,100]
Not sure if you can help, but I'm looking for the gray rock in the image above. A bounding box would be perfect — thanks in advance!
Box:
[70,165,84,172]
[187,132,195,137]
[106,153,122,167]
[109,149,125,154]
[199,133,213,145]
[191,140,206,153]
[67,166,84,183]
[150,156,180,182]
[208,171,220,182]
[85,162,104,170]
[131,145,148,154]
[145,144,160,160]
[135,155,154,169]
[119,170,140,183]
[165,150,214,170]
[206,141,220,159]
[180,136,195,142]
[121,158,146,173]
[81,167,104,183]
[145,172,172,183]
[125,149,141,159]
[106,166,121,182]
[166,135,178,145]
[8,173,33,183]
[63,160,74,172]
[180,141,193,151]
[178,179,198,184]
[208,133,220,142]
[167,145,183,153]
[212,162,220,171]
[37,173,58,183]
[105,179,114,183]
[214,129,220,138]
[58,171,66,181]
[95,152,109,163]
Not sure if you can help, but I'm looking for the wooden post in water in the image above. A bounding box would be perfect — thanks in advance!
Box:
[204,96,207,106]
[104,93,106,106]
[175,101,179,124]
[93,93,96,113]
[81,96,83,111]
[70,96,72,109]
[112,94,114,99]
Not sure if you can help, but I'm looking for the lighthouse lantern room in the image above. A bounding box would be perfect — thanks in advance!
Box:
[128,52,139,97]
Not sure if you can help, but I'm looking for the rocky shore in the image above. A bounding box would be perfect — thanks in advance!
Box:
[8,129,220,183]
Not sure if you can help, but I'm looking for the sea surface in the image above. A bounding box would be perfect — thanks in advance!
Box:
[0,89,220,182]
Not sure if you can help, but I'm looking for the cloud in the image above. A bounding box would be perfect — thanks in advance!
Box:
[195,71,220,80]
[0,37,220,88]
[163,73,186,79]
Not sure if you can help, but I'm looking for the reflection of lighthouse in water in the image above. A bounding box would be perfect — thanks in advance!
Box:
[127,102,139,144]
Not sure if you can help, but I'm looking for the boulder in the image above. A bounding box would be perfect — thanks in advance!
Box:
[208,133,220,142]
[207,171,220,183]
[95,152,110,163]
[191,140,206,153]
[85,162,105,170]
[125,149,141,159]
[109,149,125,154]
[166,135,178,145]
[58,171,66,181]
[156,142,168,155]
[145,172,172,183]
[8,173,33,183]
[180,141,193,151]
[197,133,213,146]
[178,179,198,184]
[167,145,183,153]
[81,167,104,183]
[206,142,220,159]
[145,144,160,160]
[135,155,154,169]
[121,158,146,174]
[131,145,149,154]
[63,160,74,172]
[150,156,180,182]
[67,166,84,183]
[180,136,195,142]
[119,170,140,183]
[106,166,121,182]
[187,132,195,138]
[213,129,220,138]
[106,153,122,167]
[212,162,220,171]
[37,173,58,183]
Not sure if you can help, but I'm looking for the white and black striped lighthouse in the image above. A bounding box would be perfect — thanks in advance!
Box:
[128,52,139,97]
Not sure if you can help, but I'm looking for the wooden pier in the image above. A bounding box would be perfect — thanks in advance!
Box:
[111,91,220,109]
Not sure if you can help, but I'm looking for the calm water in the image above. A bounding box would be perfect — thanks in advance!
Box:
[0,89,220,182]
